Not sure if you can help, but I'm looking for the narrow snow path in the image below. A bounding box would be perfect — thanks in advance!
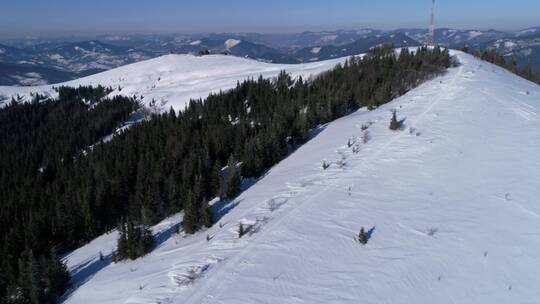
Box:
[179,58,468,304]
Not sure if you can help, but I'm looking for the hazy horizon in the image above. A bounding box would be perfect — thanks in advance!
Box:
[1,25,539,43]
[1,0,539,40]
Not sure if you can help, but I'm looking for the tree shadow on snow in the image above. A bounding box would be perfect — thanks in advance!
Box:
[212,199,243,224]
[210,125,328,226]
[60,252,113,302]
[367,226,376,241]
[153,222,181,249]
[308,124,327,139]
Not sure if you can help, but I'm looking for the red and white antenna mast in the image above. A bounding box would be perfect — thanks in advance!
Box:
[428,0,436,46]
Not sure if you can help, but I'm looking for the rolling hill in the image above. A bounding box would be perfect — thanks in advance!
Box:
[0,53,350,110]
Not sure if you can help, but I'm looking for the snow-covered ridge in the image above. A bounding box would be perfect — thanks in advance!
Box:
[61,51,540,303]
[0,54,349,111]
[224,39,241,49]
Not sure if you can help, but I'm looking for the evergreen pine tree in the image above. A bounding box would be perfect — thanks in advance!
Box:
[199,199,213,228]
[222,156,241,199]
[116,219,154,260]
[47,248,70,299]
[183,191,199,234]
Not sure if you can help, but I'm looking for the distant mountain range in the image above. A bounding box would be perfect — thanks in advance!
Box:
[1,26,539,86]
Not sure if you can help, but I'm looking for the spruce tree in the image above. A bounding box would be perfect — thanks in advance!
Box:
[116,219,154,260]
[46,248,70,299]
[238,223,245,238]
[358,227,368,245]
[199,199,213,228]
[222,156,241,199]
[183,191,199,234]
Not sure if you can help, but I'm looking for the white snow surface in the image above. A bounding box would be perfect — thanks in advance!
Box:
[224,39,241,49]
[468,30,483,39]
[61,50,540,303]
[0,54,348,111]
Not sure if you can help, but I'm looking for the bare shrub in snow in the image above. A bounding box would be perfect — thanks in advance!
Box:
[389,110,405,131]
[427,227,438,237]
[267,198,286,212]
[361,121,373,131]
[322,160,330,170]
[249,217,269,236]
[173,264,210,287]
[362,131,371,144]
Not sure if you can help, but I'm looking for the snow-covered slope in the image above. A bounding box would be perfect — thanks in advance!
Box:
[62,50,540,304]
[0,54,348,111]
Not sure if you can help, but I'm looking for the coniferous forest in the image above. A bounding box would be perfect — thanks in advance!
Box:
[0,46,451,304]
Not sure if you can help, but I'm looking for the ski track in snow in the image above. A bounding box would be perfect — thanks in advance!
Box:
[53,50,540,303]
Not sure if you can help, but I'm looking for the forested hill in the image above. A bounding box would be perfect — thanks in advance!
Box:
[0,87,139,304]
[0,46,451,304]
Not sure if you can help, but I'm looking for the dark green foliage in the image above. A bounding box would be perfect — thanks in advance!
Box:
[0,46,450,303]
[462,47,540,85]
[183,191,201,234]
[116,219,154,261]
[3,249,70,304]
[220,156,241,199]
[199,199,213,229]
[358,227,368,245]
[0,89,137,303]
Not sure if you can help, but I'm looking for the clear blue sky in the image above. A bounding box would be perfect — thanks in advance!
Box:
[1,0,538,38]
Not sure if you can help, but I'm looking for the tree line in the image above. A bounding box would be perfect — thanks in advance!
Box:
[0,46,450,304]
[0,86,138,304]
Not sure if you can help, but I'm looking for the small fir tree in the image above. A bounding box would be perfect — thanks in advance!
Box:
[238,223,245,238]
[358,227,368,245]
